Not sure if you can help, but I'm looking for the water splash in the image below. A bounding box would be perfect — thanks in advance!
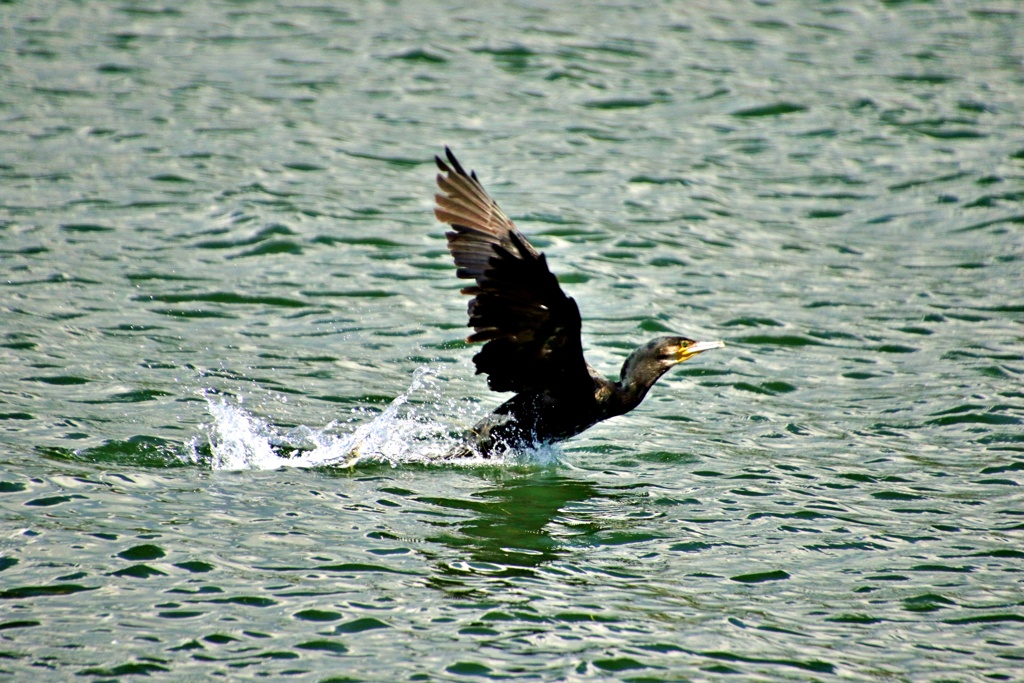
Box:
[194,367,562,470]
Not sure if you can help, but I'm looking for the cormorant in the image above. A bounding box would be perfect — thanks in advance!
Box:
[434,148,724,457]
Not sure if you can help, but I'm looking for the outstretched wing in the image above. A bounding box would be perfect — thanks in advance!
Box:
[434,147,589,394]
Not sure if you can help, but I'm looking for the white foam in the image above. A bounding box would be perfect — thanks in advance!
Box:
[194,366,561,471]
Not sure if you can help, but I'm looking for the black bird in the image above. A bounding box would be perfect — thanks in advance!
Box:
[434,148,724,457]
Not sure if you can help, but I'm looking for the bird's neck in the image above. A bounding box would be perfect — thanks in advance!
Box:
[612,373,660,415]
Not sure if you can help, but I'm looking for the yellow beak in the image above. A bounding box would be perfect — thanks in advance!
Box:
[678,340,725,362]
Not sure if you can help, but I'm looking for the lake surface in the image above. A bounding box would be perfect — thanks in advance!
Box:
[2,1,1023,681]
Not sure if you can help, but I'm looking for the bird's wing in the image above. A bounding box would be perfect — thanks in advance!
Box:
[434,147,590,393]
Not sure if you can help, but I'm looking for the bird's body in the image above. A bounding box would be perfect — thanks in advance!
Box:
[467,375,610,454]
[434,148,723,457]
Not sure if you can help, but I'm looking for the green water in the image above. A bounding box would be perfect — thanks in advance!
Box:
[2,1,1023,681]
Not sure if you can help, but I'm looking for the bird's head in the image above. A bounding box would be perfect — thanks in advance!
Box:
[636,335,724,368]
[619,336,725,396]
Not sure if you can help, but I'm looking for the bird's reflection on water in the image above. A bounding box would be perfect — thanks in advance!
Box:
[419,473,599,582]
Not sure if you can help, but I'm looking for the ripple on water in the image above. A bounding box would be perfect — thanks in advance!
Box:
[1,1,1023,680]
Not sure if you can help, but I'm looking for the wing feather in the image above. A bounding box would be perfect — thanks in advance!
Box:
[433,147,588,394]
